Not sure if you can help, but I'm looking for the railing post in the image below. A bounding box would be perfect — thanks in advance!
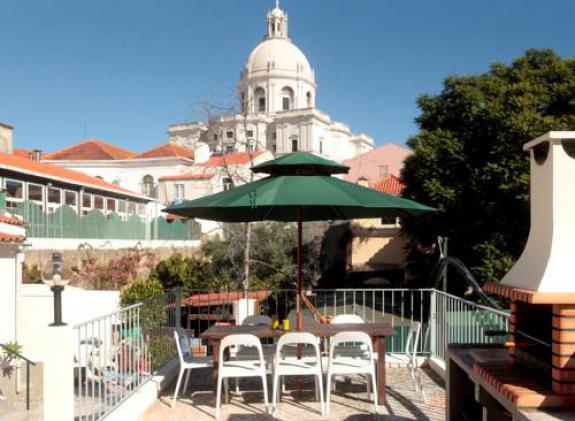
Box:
[175,287,181,329]
[430,289,437,358]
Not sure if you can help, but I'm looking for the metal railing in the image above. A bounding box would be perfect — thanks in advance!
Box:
[73,289,179,420]
[0,343,36,411]
[181,287,508,357]
[429,290,510,361]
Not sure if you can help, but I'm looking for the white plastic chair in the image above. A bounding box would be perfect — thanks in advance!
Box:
[172,329,212,407]
[325,331,378,415]
[216,334,269,419]
[234,315,274,392]
[405,322,423,395]
[272,332,325,416]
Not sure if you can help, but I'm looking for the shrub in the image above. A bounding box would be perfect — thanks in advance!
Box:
[119,276,163,306]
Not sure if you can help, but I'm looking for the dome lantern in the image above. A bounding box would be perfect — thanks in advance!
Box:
[267,0,288,39]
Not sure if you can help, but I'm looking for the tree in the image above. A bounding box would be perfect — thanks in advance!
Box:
[401,49,575,291]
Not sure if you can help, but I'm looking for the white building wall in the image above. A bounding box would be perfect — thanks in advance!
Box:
[0,245,19,344]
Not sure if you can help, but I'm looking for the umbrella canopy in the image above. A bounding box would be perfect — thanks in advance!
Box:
[165,151,435,329]
[166,174,433,222]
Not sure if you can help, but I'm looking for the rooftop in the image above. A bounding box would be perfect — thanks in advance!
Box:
[371,174,404,196]
[0,151,146,199]
[200,151,265,167]
[133,142,194,160]
[44,139,136,160]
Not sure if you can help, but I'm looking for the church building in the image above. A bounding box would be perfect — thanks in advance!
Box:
[167,2,375,162]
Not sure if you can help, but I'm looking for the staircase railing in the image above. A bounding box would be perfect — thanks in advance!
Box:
[0,343,36,411]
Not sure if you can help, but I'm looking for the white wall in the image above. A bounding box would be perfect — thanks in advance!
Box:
[0,245,20,344]
[17,284,119,361]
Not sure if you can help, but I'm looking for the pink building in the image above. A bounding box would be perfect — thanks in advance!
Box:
[343,143,410,185]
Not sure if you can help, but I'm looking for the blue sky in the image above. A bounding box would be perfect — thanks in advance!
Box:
[1,0,573,152]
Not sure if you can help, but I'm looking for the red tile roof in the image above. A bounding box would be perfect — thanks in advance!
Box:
[370,174,404,196]
[200,151,264,167]
[0,215,26,226]
[133,143,194,160]
[13,148,33,159]
[181,290,270,307]
[44,139,136,161]
[158,173,214,182]
[0,232,25,243]
[0,152,146,199]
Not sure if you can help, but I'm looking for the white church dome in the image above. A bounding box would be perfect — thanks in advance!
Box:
[245,38,314,81]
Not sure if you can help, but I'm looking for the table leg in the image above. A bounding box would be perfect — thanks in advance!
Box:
[374,336,386,405]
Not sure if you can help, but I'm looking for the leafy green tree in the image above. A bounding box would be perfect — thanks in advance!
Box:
[401,49,575,290]
[150,253,211,291]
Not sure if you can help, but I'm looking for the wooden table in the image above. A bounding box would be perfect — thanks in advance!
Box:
[200,322,396,405]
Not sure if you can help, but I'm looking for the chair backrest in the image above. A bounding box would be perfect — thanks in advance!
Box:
[242,315,273,327]
[287,309,316,328]
[329,331,373,360]
[331,314,365,324]
[404,321,422,367]
[174,329,191,363]
[220,334,264,364]
[276,332,320,361]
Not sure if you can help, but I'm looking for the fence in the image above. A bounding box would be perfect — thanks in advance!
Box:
[181,288,509,357]
[429,290,510,360]
[12,201,201,241]
[73,289,180,421]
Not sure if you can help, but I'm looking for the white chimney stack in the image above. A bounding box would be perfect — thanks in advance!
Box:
[0,123,14,154]
[501,131,575,292]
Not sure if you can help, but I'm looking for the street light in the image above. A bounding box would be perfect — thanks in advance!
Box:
[41,253,71,326]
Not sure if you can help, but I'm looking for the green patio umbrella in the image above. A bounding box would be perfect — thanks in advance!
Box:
[165,151,434,329]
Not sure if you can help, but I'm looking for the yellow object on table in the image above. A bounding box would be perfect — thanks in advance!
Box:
[272,318,279,330]
[282,319,290,331]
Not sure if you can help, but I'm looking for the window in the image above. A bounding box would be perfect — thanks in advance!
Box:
[174,184,184,200]
[128,202,136,214]
[379,165,389,178]
[5,180,23,199]
[138,203,146,216]
[272,144,277,154]
[142,175,154,197]
[48,187,61,204]
[28,184,43,202]
[82,193,92,208]
[64,191,77,207]
[226,131,234,139]
[319,141,323,155]
[272,131,277,140]
[306,91,312,107]
[281,86,294,111]
[380,216,399,226]
[213,133,218,141]
[291,138,298,152]
[94,196,104,210]
[118,200,126,213]
[107,198,116,212]
[254,87,266,112]
[226,146,234,154]
[246,130,254,138]
[223,177,233,191]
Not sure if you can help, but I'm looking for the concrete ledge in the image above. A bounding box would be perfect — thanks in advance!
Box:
[105,358,179,421]
[427,355,446,379]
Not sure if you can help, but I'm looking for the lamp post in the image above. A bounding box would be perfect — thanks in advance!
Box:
[42,253,70,327]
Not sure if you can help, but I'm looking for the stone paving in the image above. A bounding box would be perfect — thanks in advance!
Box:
[142,366,445,421]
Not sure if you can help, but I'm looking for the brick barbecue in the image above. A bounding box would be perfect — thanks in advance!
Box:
[480,131,575,408]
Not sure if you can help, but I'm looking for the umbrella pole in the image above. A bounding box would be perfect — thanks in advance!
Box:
[297,206,303,331]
